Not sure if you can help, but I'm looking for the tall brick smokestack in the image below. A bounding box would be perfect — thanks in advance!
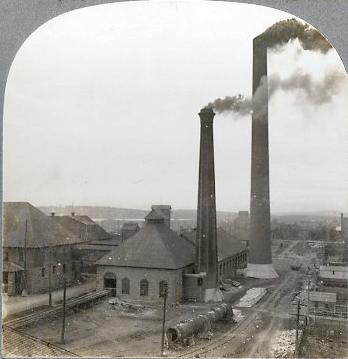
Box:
[246,36,278,279]
[196,107,221,301]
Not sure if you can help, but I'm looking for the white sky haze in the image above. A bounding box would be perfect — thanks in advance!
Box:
[4,1,348,213]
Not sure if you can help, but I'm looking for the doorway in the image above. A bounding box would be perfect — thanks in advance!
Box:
[104,272,117,296]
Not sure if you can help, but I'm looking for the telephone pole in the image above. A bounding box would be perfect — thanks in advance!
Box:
[295,298,300,358]
[22,220,28,296]
[48,263,52,306]
[60,278,67,343]
[160,286,168,356]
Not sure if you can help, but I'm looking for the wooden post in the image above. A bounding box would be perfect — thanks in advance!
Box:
[60,279,67,344]
[295,298,300,358]
[160,287,168,356]
[48,263,52,306]
[22,220,28,296]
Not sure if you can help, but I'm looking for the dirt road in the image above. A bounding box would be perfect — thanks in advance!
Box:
[172,270,300,358]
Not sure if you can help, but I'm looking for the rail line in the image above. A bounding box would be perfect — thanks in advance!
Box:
[176,272,298,357]
[3,290,110,329]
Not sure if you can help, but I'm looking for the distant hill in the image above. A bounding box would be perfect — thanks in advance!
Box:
[38,206,237,223]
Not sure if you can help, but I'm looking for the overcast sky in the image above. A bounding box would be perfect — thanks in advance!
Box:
[4,1,348,213]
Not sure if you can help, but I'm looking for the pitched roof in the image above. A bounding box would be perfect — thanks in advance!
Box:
[3,202,82,248]
[96,221,194,269]
[122,222,140,230]
[2,327,76,357]
[151,205,171,220]
[145,210,165,221]
[52,215,111,242]
[180,227,246,261]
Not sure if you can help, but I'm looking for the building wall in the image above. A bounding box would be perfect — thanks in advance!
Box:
[96,265,192,303]
[3,245,79,295]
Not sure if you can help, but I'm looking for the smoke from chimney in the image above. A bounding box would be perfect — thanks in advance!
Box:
[259,18,332,53]
[209,69,346,117]
[207,18,345,116]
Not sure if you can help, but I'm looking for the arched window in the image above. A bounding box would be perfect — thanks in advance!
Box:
[140,279,149,296]
[122,277,130,294]
[159,281,168,297]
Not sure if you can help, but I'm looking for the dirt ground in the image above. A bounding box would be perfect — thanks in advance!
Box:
[301,334,348,358]
[8,239,345,358]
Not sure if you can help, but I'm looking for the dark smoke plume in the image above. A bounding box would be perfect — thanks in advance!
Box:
[208,70,346,117]
[207,18,337,115]
[259,18,332,53]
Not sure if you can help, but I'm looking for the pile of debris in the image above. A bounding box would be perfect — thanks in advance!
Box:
[236,287,267,307]
[271,329,303,358]
[108,298,145,313]
[220,279,241,291]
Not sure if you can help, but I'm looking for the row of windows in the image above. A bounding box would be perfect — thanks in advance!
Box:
[219,252,247,276]
[117,278,168,297]
[41,264,66,277]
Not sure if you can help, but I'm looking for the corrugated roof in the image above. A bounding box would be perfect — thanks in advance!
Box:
[180,228,246,261]
[3,202,82,248]
[96,221,194,269]
[52,215,111,242]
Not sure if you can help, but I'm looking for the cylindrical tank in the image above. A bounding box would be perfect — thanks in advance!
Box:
[166,303,233,346]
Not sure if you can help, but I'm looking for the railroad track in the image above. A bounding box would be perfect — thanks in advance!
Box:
[176,272,298,357]
[3,290,110,329]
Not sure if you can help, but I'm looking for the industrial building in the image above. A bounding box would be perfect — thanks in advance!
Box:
[3,202,82,295]
[52,213,118,274]
[96,207,195,302]
[180,228,248,281]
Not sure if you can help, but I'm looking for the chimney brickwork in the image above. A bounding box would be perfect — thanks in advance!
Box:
[195,107,218,290]
[247,36,278,278]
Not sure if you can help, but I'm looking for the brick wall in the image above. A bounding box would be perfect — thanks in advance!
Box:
[96,265,191,303]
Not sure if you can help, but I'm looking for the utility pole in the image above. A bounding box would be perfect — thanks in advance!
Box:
[48,262,52,306]
[295,298,300,358]
[160,286,168,356]
[22,220,28,296]
[60,246,67,343]
[60,278,67,344]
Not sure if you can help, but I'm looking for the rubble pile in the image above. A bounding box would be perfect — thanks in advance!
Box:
[271,329,303,358]
[236,288,267,307]
[108,298,145,313]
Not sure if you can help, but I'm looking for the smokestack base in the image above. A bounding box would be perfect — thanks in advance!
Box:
[245,263,278,279]
[204,288,223,303]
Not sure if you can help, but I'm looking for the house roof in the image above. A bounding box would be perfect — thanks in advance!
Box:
[180,228,246,261]
[122,222,140,230]
[96,221,194,269]
[3,202,82,248]
[309,291,337,303]
[2,327,76,357]
[144,210,165,221]
[151,205,171,219]
[52,215,111,242]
